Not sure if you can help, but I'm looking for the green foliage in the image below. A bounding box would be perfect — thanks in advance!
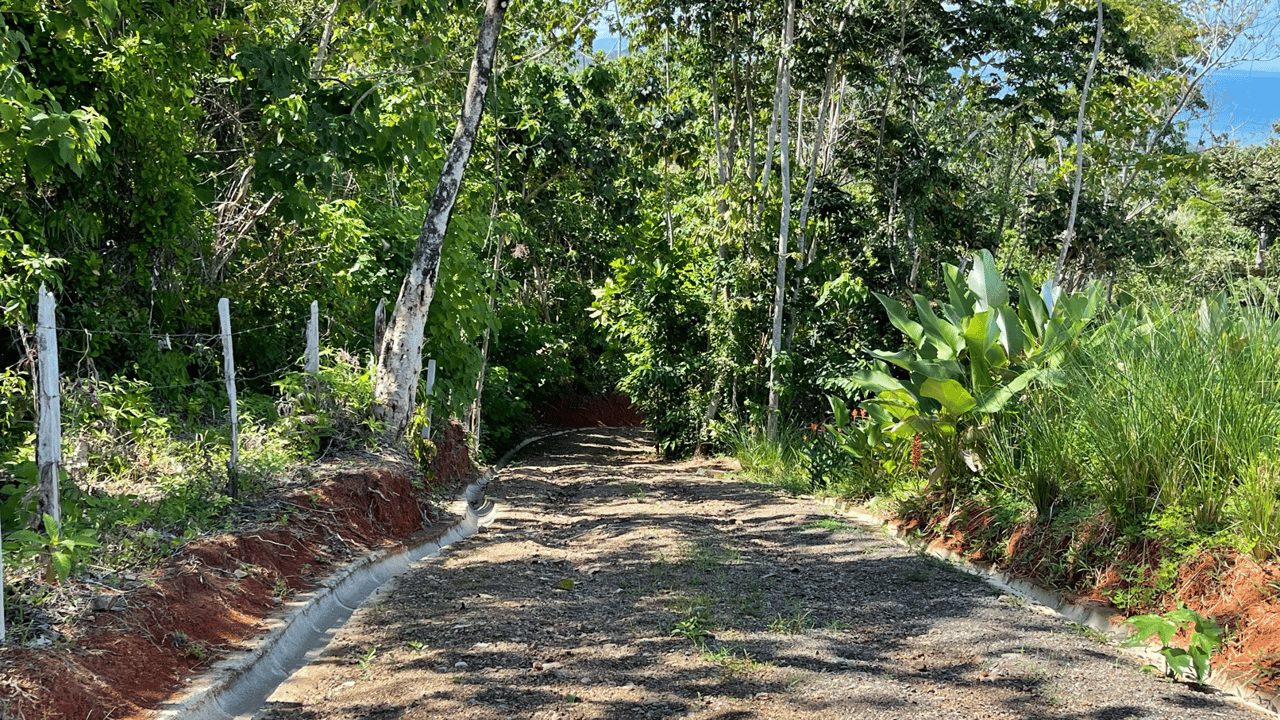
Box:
[273,349,380,457]
[4,513,100,584]
[801,396,898,497]
[1124,607,1223,685]
[671,610,713,646]
[593,256,710,457]
[726,424,809,496]
[840,251,1101,489]
[1061,294,1280,530]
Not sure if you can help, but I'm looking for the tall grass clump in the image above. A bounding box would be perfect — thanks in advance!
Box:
[986,390,1082,520]
[1051,294,1280,544]
[726,423,810,495]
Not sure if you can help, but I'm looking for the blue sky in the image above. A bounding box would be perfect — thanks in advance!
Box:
[1202,68,1280,145]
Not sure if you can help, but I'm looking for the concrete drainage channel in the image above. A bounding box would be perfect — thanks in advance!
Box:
[151,427,598,720]
[825,500,1280,717]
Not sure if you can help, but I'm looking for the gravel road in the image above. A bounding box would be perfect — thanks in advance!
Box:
[250,427,1264,720]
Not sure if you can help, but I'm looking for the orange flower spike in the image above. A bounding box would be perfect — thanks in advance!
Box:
[911,434,923,472]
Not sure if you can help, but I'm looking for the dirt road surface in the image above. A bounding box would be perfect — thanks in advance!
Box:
[250,427,1261,720]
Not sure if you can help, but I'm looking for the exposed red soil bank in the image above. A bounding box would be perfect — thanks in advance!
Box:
[0,428,476,720]
[903,497,1280,694]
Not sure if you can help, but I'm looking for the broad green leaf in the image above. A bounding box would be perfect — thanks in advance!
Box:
[828,396,850,428]
[963,311,999,357]
[96,0,120,23]
[874,292,923,347]
[867,350,962,382]
[912,294,962,358]
[920,378,976,416]
[942,262,975,315]
[962,311,998,395]
[972,368,1042,414]
[26,144,55,182]
[51,552,72,582]
[996,306,1026,358]
[42,512,60,538]
[848,365,906,394]
[1040,278,1060,316]
[1016,271,1049,339]
[966,250,1007,311]
[872,389,921,421]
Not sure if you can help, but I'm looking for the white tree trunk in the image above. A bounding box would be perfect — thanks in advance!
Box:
[766,0,795,442]
[372,0,508,440]
[797,59,837,264]
[1054,0,1104,287]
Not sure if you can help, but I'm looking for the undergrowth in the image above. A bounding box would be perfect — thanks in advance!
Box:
[0,348,407,640]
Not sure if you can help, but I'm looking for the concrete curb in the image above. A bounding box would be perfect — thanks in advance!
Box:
[821,499,1280,717]
[151,502,489,720]
[151,425,615,720]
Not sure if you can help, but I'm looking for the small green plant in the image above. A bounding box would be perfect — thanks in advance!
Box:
[672,613,712,646]
[702,645,761,676]
[1068,622,1109,645]
[1123,607,1223,685]
[6,513,100,583]
[356,646,378,671]
[407,640,426,653]
[768,602,813,634]
[805,517,857,532]
[687,539,739,570]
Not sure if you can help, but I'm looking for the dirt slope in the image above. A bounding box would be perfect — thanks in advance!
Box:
[250,427,1261,720]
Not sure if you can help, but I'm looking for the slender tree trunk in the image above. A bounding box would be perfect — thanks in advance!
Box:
[310,0,342,77]
[758,51,785,217]
[1054,0,1104,287]
[372,0,508,440]
[467,145,506,446]
[468,236,504,444]
[822,74,846,174]
[663,28,675,250]
[797,58,837,264]
[766,0,795,442]
[907,211,921,292]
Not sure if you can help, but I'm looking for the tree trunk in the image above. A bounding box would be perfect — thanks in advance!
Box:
[1054,0,1103,287]
[797,57,837,264]
[310,0,342,77]
[372,0,508,440]
[467,147,506,446]
[822,74,846,175]
[766,0,795,442]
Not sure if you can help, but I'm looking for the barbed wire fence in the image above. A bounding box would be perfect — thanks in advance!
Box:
[0,289,445,643]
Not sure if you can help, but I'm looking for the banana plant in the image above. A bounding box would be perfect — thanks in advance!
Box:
[836,250,1103,487]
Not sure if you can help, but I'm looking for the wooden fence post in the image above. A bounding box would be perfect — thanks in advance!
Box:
[36,284,61,525]
[218,299,240,498]
[423,358,436,440]
[373,299,386,360]
[305,301,319,374]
